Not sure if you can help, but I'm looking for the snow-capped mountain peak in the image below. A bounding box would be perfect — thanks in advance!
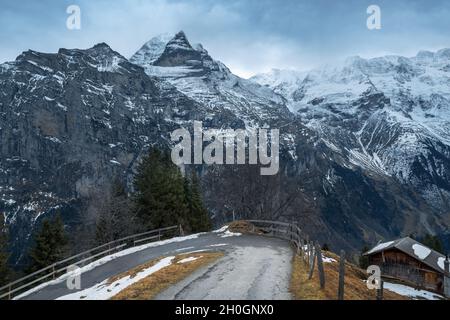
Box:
[164,30,193,52]
[130,33,173,65]
[130,32,288,123]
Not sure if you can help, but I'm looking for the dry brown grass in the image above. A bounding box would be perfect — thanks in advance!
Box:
[110,252,224,300]
[228,220,264,234]
[290,250,408,300]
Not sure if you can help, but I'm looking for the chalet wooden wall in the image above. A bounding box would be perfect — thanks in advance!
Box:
[368,248,444,293]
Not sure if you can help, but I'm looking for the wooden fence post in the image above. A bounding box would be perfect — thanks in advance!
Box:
[290,222,293,242]
[377,280,384,300]
[338,250,345,300]
[308,241,313,266]
[444,255,449,299]
[179,224,184,236]
[308,245,316,279]
[315,242,325,289]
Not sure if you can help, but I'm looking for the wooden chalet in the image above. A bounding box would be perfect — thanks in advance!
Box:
[364,237,449,295]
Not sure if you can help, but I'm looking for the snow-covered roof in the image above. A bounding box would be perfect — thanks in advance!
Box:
[364,237,448,274]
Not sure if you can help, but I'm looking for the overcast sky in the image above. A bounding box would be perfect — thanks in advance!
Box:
[1,0,450,78]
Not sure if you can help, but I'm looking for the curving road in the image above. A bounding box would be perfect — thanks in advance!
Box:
[19,230,293,300]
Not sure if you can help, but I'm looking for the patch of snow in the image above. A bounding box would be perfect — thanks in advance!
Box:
[219,230,242,238]
[437,257,447,271]
[412,244,432,260]
[322,255,337,263]
[177,256,201,264]
[4,199,16,205]
[213,225,229,233]
[27,60,53,72]
[57,103,67,111]
[56,256,175,300]
[109,159,121,165]
[384,282,444,300]
[45,136,61,143]
[367,241,395,254]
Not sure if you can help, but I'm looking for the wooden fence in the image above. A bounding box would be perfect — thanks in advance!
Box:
[0,225,181,300]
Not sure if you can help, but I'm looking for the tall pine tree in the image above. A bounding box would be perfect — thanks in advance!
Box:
[185,171,212,233]
[28,214,68,272]
[0,214,10,286]
[133,148,188,230]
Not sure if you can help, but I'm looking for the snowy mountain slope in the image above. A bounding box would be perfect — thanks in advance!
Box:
[130,31,289,126]
[252,51,450,215]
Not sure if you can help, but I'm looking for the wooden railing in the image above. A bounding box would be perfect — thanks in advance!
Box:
[245,220,325,284]
[0,225,180,300]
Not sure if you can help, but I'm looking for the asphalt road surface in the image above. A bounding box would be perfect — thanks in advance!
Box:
[19,229,293,300]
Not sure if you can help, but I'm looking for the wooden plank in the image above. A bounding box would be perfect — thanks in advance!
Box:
[316,242,325,289]
[338,250,345,300]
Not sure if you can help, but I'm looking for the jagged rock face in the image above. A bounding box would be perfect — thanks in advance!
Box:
[0,43,219,264]
[1,32,448,265]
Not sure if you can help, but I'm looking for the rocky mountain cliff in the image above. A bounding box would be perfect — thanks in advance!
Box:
[1,32,448,266]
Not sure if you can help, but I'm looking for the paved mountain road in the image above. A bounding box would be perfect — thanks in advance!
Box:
[155,244,292,300]
[19,230,293,300]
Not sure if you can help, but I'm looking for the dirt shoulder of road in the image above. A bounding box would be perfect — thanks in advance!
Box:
[111,252,224,300]
[290,251,407,300]
[227,220,264,234]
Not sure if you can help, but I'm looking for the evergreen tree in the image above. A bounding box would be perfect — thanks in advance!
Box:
[185,171,212,233]
[0,214,10,286]
[28,214,68,272]
[95,179,135,245]
[133,148,188,230]
[421,234,444,254]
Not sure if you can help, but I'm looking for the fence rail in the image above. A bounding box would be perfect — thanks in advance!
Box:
[0,225,180,300]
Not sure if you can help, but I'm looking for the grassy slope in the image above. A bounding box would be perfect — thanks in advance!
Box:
[290,251,407,300]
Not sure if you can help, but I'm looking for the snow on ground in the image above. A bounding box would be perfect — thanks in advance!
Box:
[213,225,229,233]
[212,225,242,238]
[384,282,444,300]
[412,244,432,260]
[219,230,242,238]
[56,256,175,300]
[322,254,337,263]
[177,256,201,264]
[14,233,203,300]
